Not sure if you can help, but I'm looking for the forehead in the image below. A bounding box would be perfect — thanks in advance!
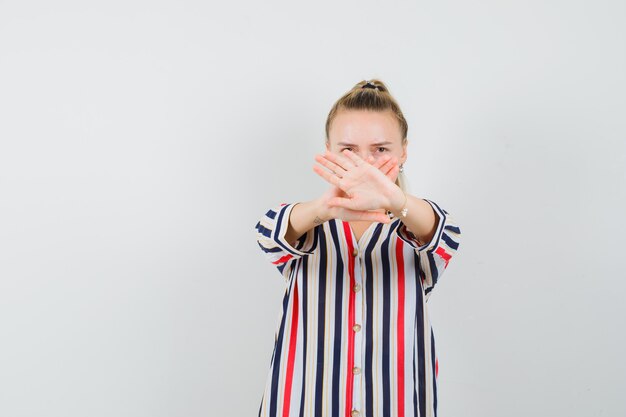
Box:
[328,109,402,145]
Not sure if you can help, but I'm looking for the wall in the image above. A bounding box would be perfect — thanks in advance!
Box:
[0,1,624,416]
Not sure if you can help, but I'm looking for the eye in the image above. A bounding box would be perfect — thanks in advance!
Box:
[341,147,354,152]
[377,147,388,153]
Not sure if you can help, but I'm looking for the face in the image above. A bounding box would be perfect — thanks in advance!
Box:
[327,109,407,178]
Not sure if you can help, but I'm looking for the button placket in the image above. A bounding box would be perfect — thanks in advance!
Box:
[352,248,364,413]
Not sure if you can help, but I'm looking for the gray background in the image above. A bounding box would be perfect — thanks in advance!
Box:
[1,1,624,416]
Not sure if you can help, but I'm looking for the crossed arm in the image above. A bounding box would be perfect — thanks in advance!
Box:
[284,150,438,247]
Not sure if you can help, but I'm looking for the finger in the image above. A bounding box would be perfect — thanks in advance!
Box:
[356,210,391,223]
[385,164,400,181]
[378,157,398,180]
[314,154,347,177]
[355,212,391,223]
[379,156,398,173]
[345,209,391,224]
[312,164,341,186]
[328,196,357,210]
[341,149,365,167]
[324,150,357,170]
[373,212,392,223]
[373,154,392,170]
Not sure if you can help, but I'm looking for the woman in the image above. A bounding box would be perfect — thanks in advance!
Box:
[254,79,461,417]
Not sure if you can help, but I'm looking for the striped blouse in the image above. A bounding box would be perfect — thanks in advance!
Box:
[254,199,461,417]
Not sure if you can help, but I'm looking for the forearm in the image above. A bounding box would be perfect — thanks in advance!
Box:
[388,191,438,245]
[284,199,327,247]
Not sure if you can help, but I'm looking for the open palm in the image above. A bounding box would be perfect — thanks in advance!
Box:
[313,150,400,221]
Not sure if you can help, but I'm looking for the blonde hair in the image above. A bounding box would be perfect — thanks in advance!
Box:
[325,79,409,192]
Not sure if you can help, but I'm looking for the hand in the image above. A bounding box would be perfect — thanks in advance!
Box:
[314,185,384,223]
[313,150,401,219]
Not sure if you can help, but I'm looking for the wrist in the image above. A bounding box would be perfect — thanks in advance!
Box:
[387,186,407,213]
[312,196,330,223]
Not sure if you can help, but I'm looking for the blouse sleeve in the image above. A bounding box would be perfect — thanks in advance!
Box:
[395,199,462,298]
[254,202,320,279]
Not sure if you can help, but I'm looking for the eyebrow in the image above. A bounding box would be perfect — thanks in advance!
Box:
[337,141,393,147]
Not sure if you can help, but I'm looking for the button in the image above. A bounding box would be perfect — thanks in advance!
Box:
[353,366,361,375]
[353,324,361,332]
[353,283,361,292]
[352,248,358,257]
[351,410,360,417]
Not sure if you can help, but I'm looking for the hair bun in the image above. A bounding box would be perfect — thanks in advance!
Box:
[360,79,389,93]
[361,81,378,89]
